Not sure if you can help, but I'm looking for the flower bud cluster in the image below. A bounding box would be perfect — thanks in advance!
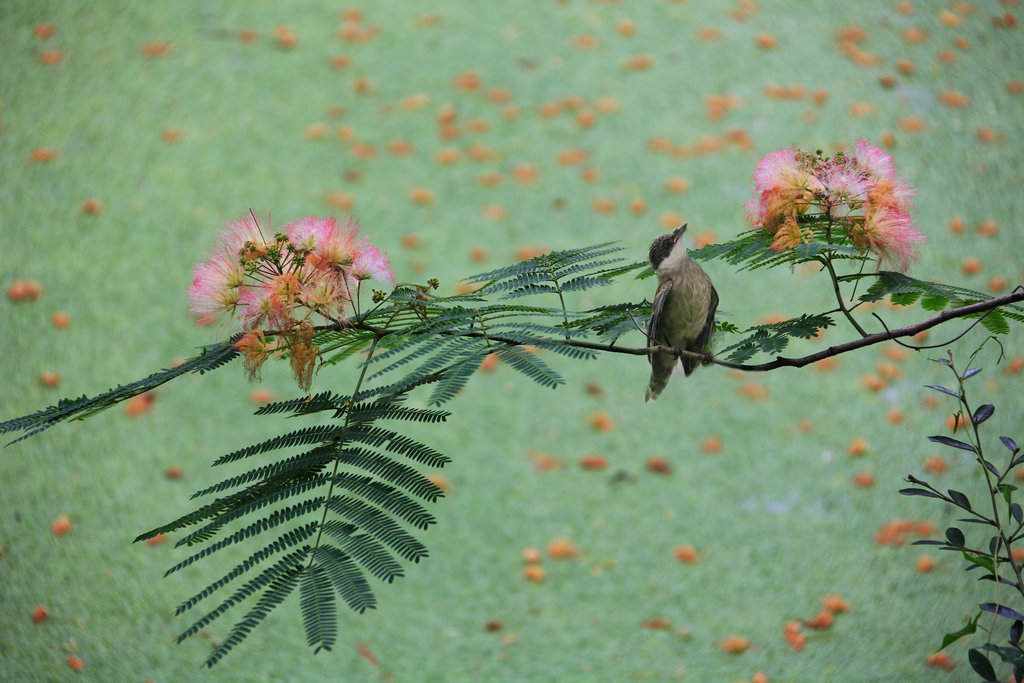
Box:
[188,214,394,389]
[745,140,925,272]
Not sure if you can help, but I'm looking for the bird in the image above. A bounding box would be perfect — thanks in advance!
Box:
[645,224,718,402]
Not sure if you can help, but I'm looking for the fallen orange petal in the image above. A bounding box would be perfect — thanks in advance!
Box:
[822,594,851,614]
[589,411,615,432]
[646,456,672,475]
[547,538,581,559]
[522,564,546,582]
[805,610,834,629]
[674,545,699,564]
[643,618,671,629]
[52,514,71,536]
[926,652,956,671]
[718,636,750,653]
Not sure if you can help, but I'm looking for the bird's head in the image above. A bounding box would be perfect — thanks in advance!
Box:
[648,223,688,270]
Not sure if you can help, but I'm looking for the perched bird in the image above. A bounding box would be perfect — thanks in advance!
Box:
[645,224,718,402]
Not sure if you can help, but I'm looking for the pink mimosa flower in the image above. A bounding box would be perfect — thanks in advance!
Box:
[221,215,271,259]
[820,162,869,217]
[188,252,245,326]
[852,206,925,272]
[286,215,335,253]
[351,242,395,283]
[853,139,896,182]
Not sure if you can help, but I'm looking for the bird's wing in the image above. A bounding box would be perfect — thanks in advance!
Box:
[691,283,719,358]
[647,276,672,366]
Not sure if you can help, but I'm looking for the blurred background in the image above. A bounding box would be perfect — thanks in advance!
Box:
[1,1,1022,680]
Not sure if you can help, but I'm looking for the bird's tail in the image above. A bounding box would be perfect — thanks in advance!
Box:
[645,359,673,403]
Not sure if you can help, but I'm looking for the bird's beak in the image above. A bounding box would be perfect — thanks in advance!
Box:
[673,223,688,241]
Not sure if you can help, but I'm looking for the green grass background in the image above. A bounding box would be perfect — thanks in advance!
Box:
[1,1,1022,681]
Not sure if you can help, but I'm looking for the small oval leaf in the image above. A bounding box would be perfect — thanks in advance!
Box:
[899,487,943,499]
[946,527,966,547]
[980,603,1024,621]
[973,404,995,425]
[1011,620,1023,645]
[1012,503,1023,525]
[948,489,972,510]
[962,367,982,380]
[928,435,978,453]
[1002,436,1020,452]
[924,384,960,398]
[968,648,999,681]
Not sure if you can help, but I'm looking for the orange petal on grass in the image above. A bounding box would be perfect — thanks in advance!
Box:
[529,451,561,471]
[643,618,671,629]
[426,473,451,493]
[861,374,885,391]
[737,382,769,401]
[987,276,1006,293]
[29,147,57,162]
[146,533,167,546]
[938,90,968,107]
[571,34,600,49]
[916,555,935,573]
[579,454,607,470]
[521,546,543,564]
[664,176,690,193]
[52,515,72,536]
[674,544,699,564]
[124,392,155,416]
[32,605,49,622]
[39,50,63,65]
[899,116,925,132]
[852,471,875,488]
[522,564,546,582]
[478,353,499,373]
[67,656,85,672]
[646,456,672,475]
[926,652,956,671]
[556,148,589,165]
[962,257,983,275]
[591,198,616,214]
[165,465,183,480]
[658,211,685,229]
[547,538,581,559]
[785,625,806,651]
[755,33,777,48]
[923,456,948,474]
[822,595,851,614]
[976,219,1000,236]
[589,411,615,432]
[80,198,103,215]
[483,205,507,221]
[895,59,915,75]
[409,188,436,205]
[718,636,750,653]
[250,389,274,405]
[325,191,354,209]
[515,246,549,261]
[34,23,55,39]
[804,609,834,629]
[848,437,869,457]
[887,409,904,424]
[902,27,928,43]
[702,436,723,454]
[624,53,654,70]
[1005,357,1024,376]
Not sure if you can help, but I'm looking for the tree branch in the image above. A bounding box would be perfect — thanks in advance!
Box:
[322,287,1022,373]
